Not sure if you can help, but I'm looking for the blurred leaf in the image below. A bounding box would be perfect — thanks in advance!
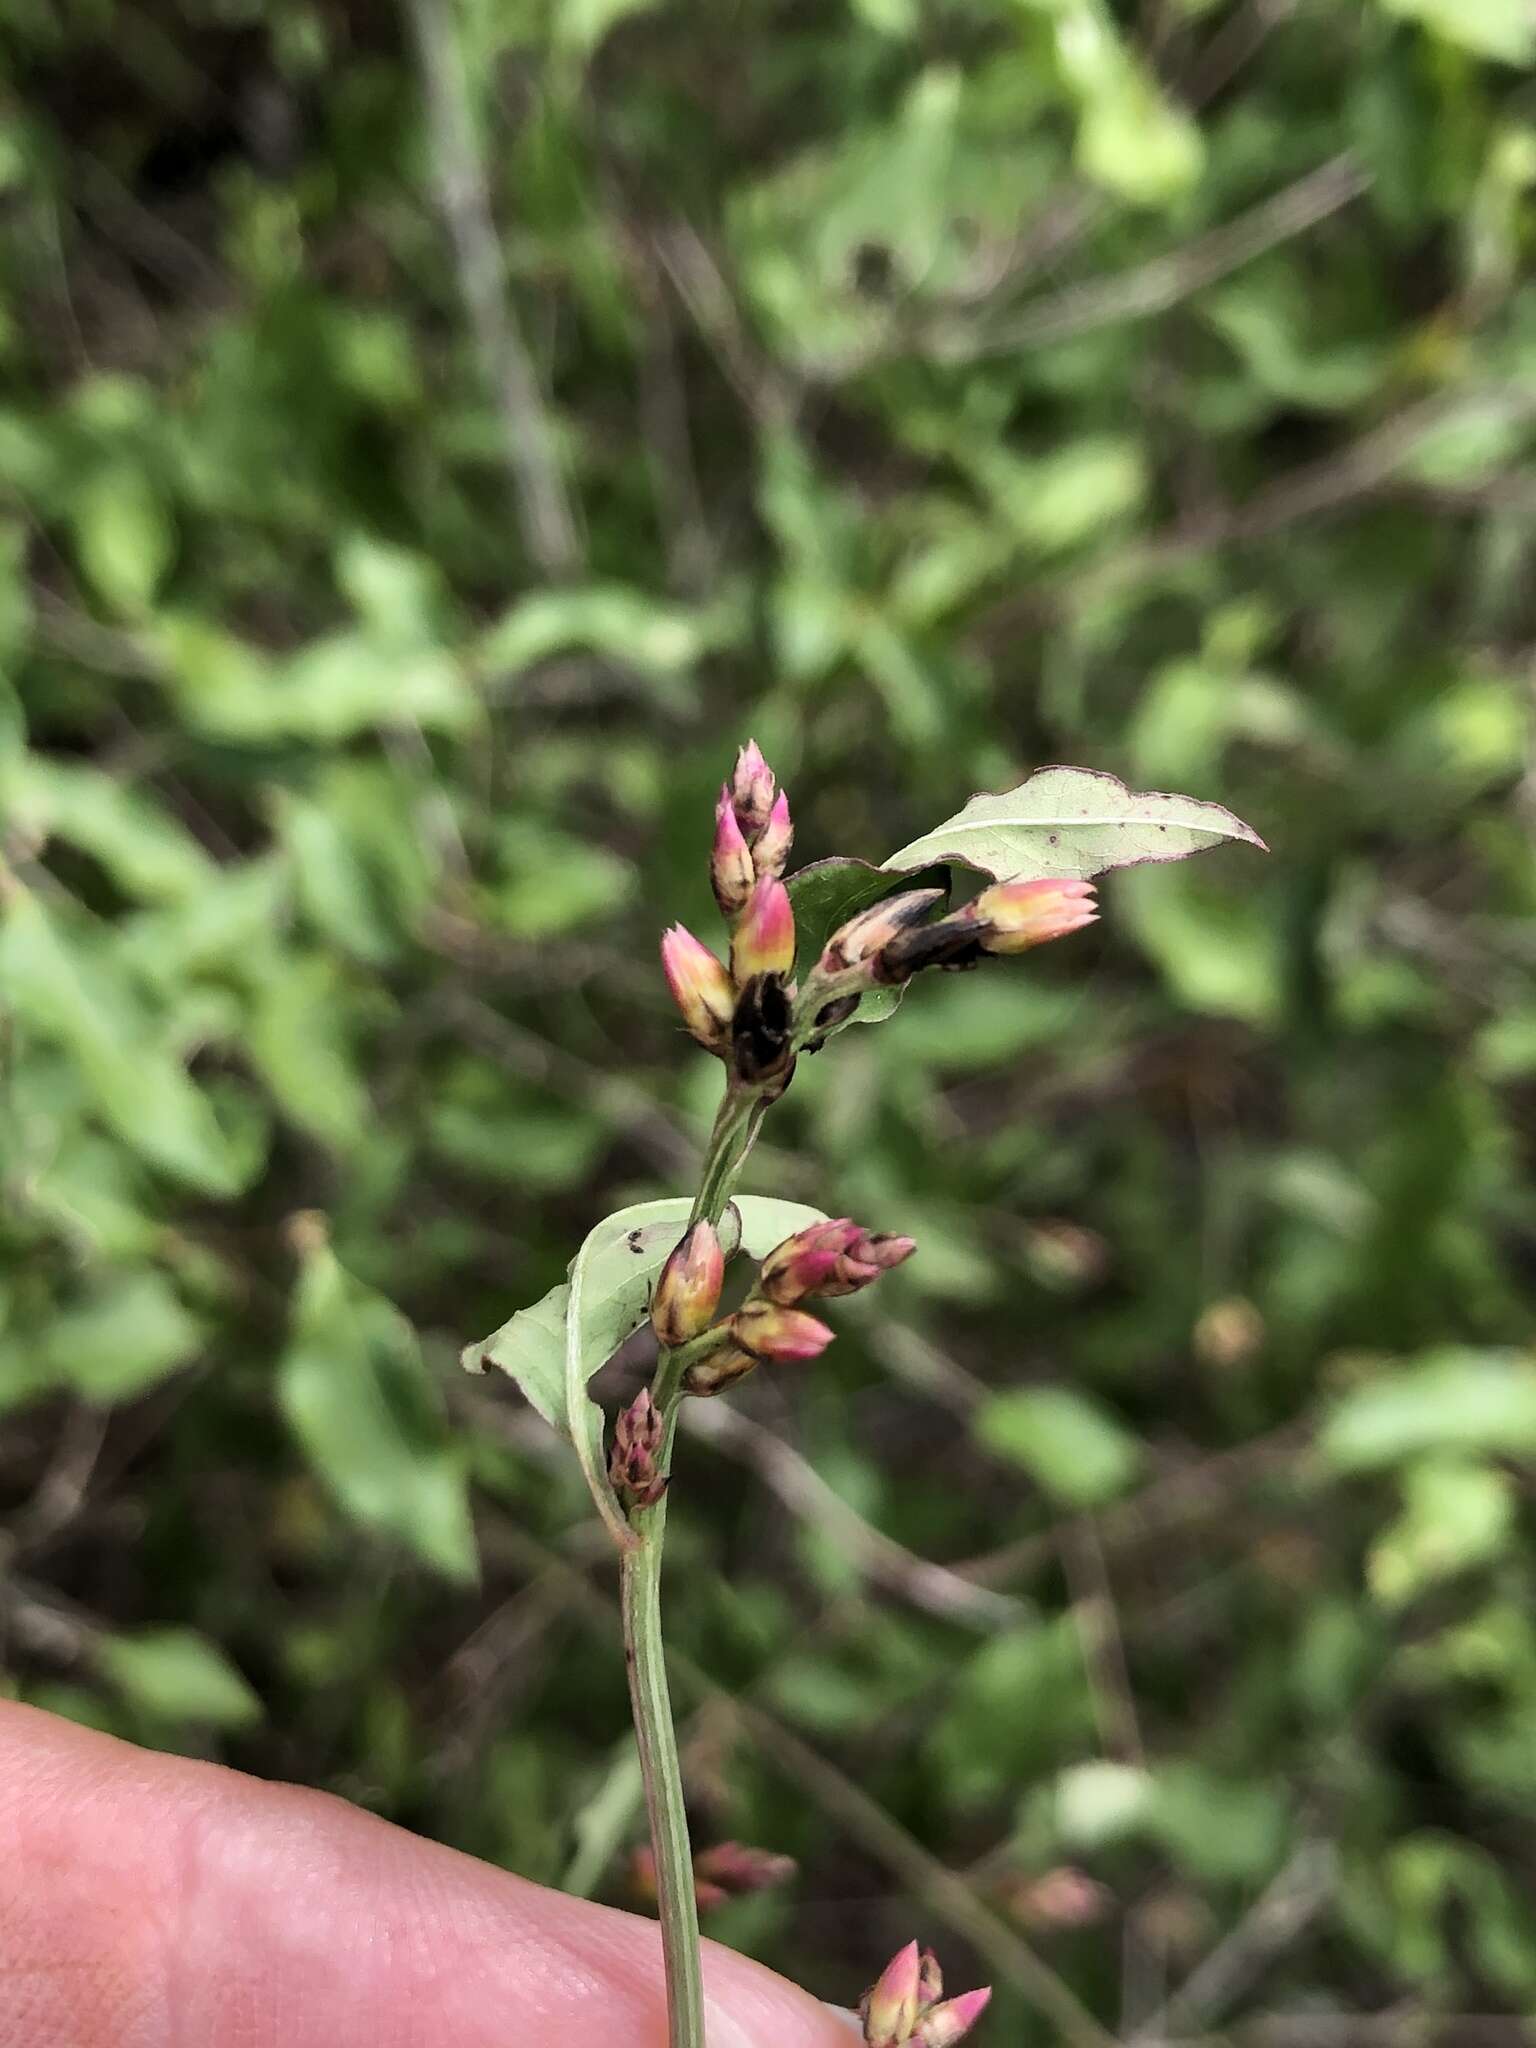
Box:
[493,822,635,937]
[5,757,215,903]
[72,466,174,612]
[41,1269,202,1402]
[1152,1767,1289,1883]
[281,1230,476,1581]
[0,887,248,1195]
[1319,1350,1536,1472]
[974,1385,1141,1506]
[1378,0,1536,63]
[1368,1457,1516,1606]
[99,1628,262,1729]
[1053,1759,1155,1848]
[244,956,370,1150]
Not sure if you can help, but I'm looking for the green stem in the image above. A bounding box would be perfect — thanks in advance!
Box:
[622,1082,766,2048]
[689,1087,759,1229]
[621,1453,703,2048]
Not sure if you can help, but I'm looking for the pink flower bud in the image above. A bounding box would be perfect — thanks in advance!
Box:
[753,789,794,880]
[711,796,756,918]
[730,875,796,983]
[758,1218,863,1304]
[609,1388,667,1512]
[652,1220,725,1348]
[759,1221,915,1303]
[732,1300,834,1362]
[861,1941,923,2047]
[915,1989,992,2046]
[661,924,736,1052]
[819,1230,917,1297]
[969,877,1097,954]
[820,888,945,976]
[728,738,777,840]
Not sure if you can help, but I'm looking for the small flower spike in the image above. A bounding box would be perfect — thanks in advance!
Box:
[970,877,1098,953]
[711,798,756,918]
[609,1389,667,1512]
[652,1220,725,1347]
[661,925,736,1052]
[861,1942,991,2048]
[731,1300,834,1362]
[730,875,796,983]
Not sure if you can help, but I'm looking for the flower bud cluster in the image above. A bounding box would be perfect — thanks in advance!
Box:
[712,740,792,914]
[662,741,798,1084]
[677,1217,915,1397]
[861,1941,991,2048]
[608,1388,667,1513]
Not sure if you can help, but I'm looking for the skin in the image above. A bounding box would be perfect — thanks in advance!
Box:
[0,1702,859,2048]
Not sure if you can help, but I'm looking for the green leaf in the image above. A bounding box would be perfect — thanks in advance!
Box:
[462,1277,571,1435]
[1368,1457,1516,1608]
[281,1231,477,1580]
[99,1627,262,1729]
[883,765,1266,882]
[4,757,215,903]
[973,1386,1141,1506]
[0,887,247,1195]
[72,466,174,613]
[244,955,369,1150]
[1379,0,1535,64]
[42,1269,203,1402]
[1319,1350,1536,1473]
[1152,1766,1289,1882]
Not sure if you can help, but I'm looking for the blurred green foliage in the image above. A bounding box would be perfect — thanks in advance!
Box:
[2,0,1536,2036]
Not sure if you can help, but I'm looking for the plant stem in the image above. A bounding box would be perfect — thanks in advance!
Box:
[623,1083,764,2048]
[621,1464,704,2048]
[690,1086,759,1228]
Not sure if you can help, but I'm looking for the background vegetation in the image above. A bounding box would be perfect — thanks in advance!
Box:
[3,1,1536,2039]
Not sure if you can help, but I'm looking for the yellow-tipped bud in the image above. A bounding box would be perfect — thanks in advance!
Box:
[711,794,757,917]
[861,1941,923,2048]
[652,1220,725,1348]
[753,789,794,880]
[661,924,736,1053]
[969,877,1098,953]
[730,876,795,983]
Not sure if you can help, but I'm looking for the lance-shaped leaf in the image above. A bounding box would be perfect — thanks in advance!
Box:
[463,1195,826,1547]
[882,765,1266,883]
